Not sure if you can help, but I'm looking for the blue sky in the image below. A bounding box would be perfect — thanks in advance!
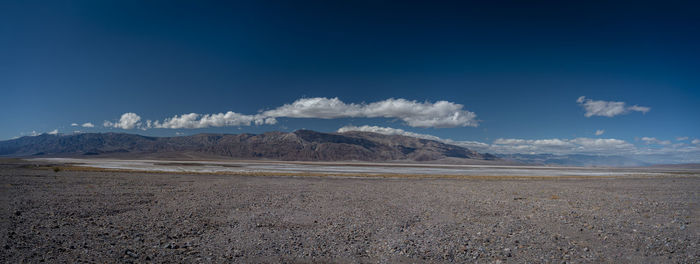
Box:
[1,1,699,162]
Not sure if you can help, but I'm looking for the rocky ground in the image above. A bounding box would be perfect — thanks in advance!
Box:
[1,162,698,263]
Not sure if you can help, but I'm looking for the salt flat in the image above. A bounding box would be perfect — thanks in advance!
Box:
[31,158,692,178]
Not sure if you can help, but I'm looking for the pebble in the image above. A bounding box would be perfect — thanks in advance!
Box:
[1,166,697,263]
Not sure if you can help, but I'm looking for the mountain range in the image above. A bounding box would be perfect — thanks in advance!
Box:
[0,130,501,164]
[0,130,655,166]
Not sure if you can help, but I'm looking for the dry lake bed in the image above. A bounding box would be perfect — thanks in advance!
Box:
[1,158,698,263]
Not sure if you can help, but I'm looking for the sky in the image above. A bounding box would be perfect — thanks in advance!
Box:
[1,1,699,162]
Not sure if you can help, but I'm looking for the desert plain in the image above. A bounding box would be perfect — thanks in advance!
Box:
[1,158,698,263]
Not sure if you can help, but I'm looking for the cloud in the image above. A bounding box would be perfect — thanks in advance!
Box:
[339,125,700,162]
[595,129,605,136]
[338,125,443,141]
[337,125,646,156]
[336,125,484,152]
[150,112,275,129]
[676,136,688,141]
[103,113,142,129]
[491,137,636,155]
[72,122,94,128]
[339,125,694,157]
[105,97,478,130]
[640,137,672,145]
[18,130,40,137]
[47,129,58,135]
[576,96,650,117]
[338,125,490,151]
[627,105,651,113]
[263,97,478,128]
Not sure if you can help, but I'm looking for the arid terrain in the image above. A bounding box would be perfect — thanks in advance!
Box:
[1,159,698,263]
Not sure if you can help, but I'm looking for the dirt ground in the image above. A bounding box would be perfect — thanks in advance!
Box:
[1,162,698,263]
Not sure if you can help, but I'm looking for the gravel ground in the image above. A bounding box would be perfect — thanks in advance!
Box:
[1,163,698,263]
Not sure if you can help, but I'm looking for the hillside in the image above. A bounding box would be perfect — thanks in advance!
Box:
[0,130,500,163]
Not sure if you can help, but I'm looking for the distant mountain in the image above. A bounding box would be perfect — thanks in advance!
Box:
[497,153,649,167]
[0,130,501,163]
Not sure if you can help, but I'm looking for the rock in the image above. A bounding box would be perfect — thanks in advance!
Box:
[125,249,138,258]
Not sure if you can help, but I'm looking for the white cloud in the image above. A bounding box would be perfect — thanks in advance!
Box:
[72,122,94,128]
[150,112,274,129]
[340,125,686,156]
[595,129,605,136]
[627,105,651,113]
[17,130,39,137]
[337,125,646,156]
[693,139,700,145]
[105,97,478,130]
[577,96,650,117]
[571,138,636,152]
[338,125,443,141]
[676,136,688,141]
[103,113,142,129]
[490,137,637,155]
[640,137,672,145]
[264,97,478,128]
[47,129,58,135]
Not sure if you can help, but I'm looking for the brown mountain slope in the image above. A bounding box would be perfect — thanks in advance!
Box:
[0,130,499,163]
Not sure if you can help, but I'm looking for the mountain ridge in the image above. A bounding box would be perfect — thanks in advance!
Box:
[0,130,501,164]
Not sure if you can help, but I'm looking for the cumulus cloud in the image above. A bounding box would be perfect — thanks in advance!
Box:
[104,113,142,129]
[338,125,692,157]
[337,125,449,145]
[47,129,58,135]
[490,137,636,155]
[576,96,650,117]
[72,122,95,128]
[676,136,688,141]
[264,97,478,128]
[640,137,672,145]
[492,136,699,163]
[150,112,275,129]
[693,139,700,145]
[338,125,443,141]
[105,97,478,130]
[595,129,605,136]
